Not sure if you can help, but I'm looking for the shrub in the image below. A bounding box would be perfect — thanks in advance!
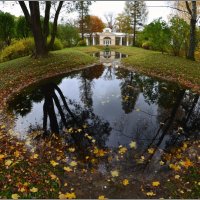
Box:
[47,37,63,50]
[142,41,153,50]
[0,38,34,62]
[77,39,87,47]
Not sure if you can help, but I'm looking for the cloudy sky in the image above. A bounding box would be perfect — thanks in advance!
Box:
[0,1,171,24]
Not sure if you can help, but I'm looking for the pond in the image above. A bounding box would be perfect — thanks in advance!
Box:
[7,51,200,198]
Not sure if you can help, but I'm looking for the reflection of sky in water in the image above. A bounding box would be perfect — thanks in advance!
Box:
[9,52,200,151]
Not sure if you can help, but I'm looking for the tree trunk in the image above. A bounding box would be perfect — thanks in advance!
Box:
[186,1,197,61]
[48,1,63,50]
[132,5,136,46]
[29,2,48,57]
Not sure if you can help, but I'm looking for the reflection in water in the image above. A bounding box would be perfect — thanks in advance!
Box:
[8,52,200,175]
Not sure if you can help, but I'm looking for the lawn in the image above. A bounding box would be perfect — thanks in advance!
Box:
[117,46,200,93]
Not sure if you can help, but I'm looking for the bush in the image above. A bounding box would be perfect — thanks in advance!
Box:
[0,38,34,62]
[0,37,63,62]
[142,41,153,50]
[77,39,87,47]
[47,37,63,50]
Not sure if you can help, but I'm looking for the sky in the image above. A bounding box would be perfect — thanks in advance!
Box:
[0,1,171,24]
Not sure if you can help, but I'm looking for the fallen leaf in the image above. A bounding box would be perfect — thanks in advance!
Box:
[152,181,160,187]
[30,187,38,193]
[122,179,129,186]
[11,194,20,199]
[111,170,119,177]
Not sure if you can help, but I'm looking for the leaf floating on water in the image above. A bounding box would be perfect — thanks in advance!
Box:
[118,146,127,154]
[129,141,137,149]
[159,160,164,166]
[148,148,155,154]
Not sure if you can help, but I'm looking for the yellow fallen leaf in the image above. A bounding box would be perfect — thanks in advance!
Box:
[14,151,20,158]
[5,159,12,166]
[68,148,75,152]
[146,191,156,196]
[148,148,155,154]
[50,160,59,167]
[169,164,181,171]
[118,147,127,154]
[0,154,5,160]
[160,160,164,165]
[59,193,66,199]
[64,183,68,186]
[11,194,20,199]
[180,159,193,168]
[111,170,119,177]
[175,175,180,179]
[152,181,160,187]
[50,174,57,180]
[98,195,106,200]
[129,141,137,149]
[122,179,129,186]
[65,192,76,199]
[18,187,26,192]
[33,154,39,159]
[69,161,77,167]
[30,187,38,193]
[64,166,72,172]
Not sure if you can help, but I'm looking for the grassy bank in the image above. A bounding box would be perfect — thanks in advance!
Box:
[117,46,200,92]
[0,47,99,109]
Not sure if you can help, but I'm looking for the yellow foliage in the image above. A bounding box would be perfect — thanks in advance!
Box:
[11,194,20,199]
[122,179,129,186]
[152,181,160,187]
[30,187,38,193]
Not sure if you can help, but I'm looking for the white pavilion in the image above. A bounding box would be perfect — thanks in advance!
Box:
[83,28,133,46]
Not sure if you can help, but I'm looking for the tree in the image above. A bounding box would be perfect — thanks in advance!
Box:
[185,1,198,60]
[104,12,116,30]
[75,1,92,39]
[115,13,132,33]
[124,1,148,46]
[169,16,190,56]
[87,15,105,33]
[0,12,15,46]
[170,1,199,60]
[18,1,65,57]
[143,18,171,53]
[16,16,31,38]
[57,24,80,47]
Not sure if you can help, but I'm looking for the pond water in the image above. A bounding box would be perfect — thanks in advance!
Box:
[7,51,200,198]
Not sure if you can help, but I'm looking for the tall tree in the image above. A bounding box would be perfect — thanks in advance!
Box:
[87,15,105,33]
[185,1,198,60]
[0,12,15,46]
[75,1,92,39]
[18,1,64,57]
[104,12,116,30]
[171,1,199,60]
[169,16,190,56]
[115,13,132,33]
[16,16,31,38]
[124,1,148,46]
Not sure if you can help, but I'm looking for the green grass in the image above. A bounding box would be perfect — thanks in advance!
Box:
[117,46,200,92]
[0,47,99,109]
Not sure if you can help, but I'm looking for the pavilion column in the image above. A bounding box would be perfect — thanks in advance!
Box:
[126,37,129,46]
[92,36,95,46]
[120,37,123,46]
[86,38,89,46]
